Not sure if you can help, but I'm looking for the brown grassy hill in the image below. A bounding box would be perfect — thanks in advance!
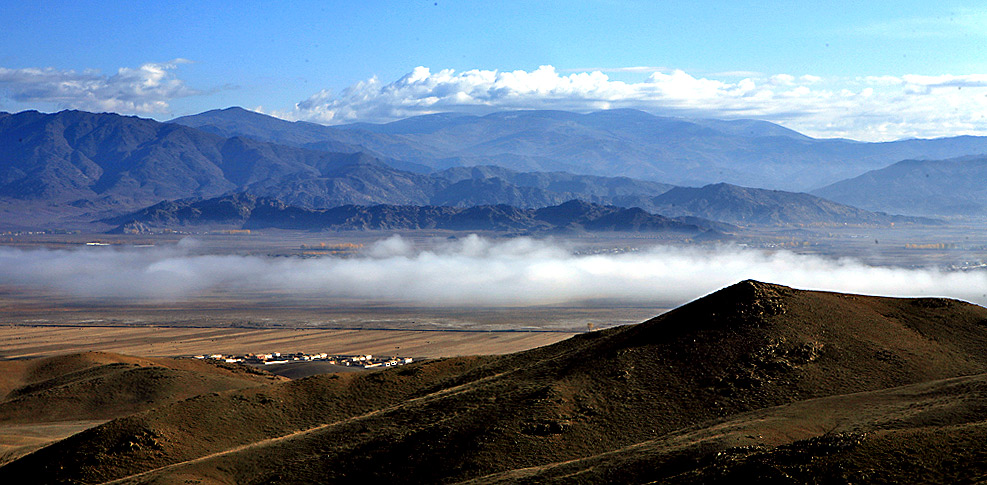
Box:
[8,281,987,483]
[0,352,283,424]
[1,356,494,483]
[0,352,284,466]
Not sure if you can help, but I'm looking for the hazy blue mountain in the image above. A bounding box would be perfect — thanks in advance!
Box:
[688,118,813,140]
[435,165,674,197]
[647,183,939,226]
[813,155,987,216]
[171,107,987,191]
[239,158,444,209]
[170,107,432,173]
[429,177,569,208]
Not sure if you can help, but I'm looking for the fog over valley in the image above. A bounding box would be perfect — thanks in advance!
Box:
[2,235,984,308]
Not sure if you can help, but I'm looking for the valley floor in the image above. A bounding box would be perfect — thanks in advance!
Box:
[0,324,577,361]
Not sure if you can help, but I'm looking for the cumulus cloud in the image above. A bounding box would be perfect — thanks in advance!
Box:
[1,235,985,310]
[278,65,987,141]
[0,59,199,114]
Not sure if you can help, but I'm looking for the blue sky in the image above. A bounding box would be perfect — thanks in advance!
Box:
[1,1,985,140]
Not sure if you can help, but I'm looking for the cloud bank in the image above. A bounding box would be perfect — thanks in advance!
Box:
[279,65,987,141]
[1,236,984,309]
[4,59,985,142]
[0,60,198,114]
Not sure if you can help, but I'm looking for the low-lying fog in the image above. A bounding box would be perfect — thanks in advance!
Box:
[1,235,985,307]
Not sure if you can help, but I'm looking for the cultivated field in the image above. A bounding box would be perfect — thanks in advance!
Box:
[0,325,577,360]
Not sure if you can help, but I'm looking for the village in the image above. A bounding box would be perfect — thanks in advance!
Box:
[195,351,414,369]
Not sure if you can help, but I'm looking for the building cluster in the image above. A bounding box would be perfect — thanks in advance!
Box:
[573,246,641,256]
[195,352,413,369]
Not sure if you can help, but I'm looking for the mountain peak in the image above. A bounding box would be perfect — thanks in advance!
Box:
[640,279,793,332]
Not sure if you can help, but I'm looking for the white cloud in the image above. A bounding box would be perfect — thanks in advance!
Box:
[0,60,198,114]
[280,65,987,141]
[769,74,796,86]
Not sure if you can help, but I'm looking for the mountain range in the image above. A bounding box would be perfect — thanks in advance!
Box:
[106,185,937,236]
[105,196,734,238]
[174,107,987,191]
[7,281,987,482]
[0,110,670,228]
[0,108,979,230]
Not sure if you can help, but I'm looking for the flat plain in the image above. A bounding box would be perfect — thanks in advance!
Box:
[4,225,987,363]
[0,231,677,360]
[0,324,578,360]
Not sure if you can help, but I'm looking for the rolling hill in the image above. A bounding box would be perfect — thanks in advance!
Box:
[8,281,987,482]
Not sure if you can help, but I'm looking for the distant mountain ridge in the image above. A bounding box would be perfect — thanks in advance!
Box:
[107,180,933,234]
[813,155,987,216]
[173,107,987,191]
[106,195,732,237]
[648,183,939,226]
